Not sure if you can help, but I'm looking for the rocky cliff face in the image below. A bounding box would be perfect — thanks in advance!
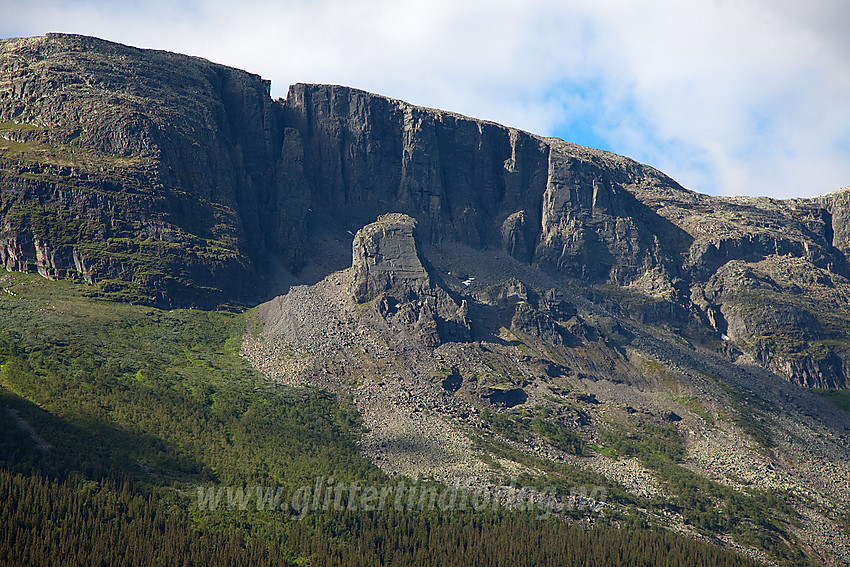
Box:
[280,82,686,283]
[0,33,285,306]
[1,33,849,387]
[349,213,470,346]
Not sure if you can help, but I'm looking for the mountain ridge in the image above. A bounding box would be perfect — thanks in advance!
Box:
[2,33,849,388]
[3,33,850,566]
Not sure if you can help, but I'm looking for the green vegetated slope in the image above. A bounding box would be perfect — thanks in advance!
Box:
[813,388,850,415]
[473,396,815,566]
[0,272,377,487]
[0,272,768,565]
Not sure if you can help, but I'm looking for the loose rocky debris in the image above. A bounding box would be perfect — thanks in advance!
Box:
[244,216,850,566]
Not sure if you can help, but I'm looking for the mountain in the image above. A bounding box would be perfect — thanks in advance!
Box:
[4,34,850,389]
[2,33,850,566]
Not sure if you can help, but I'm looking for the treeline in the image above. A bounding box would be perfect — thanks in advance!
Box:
[293,510,765,567]
[598,420,814,565]
[0,275,382,488]
[0,468,764,567]
[0,469,294,567]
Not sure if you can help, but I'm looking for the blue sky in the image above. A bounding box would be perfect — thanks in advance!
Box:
[3,0,849,198]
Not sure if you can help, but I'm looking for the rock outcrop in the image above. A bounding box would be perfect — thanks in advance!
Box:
[350,213,431,303]
[350,213,470,346]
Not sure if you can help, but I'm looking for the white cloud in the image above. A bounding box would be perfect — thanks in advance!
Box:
[2,0,848,198]
[573,0,850,197]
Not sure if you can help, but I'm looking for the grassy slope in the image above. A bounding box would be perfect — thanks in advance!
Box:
[0,271,381,487]
[813,388,850,415]
[0,271,799,566]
